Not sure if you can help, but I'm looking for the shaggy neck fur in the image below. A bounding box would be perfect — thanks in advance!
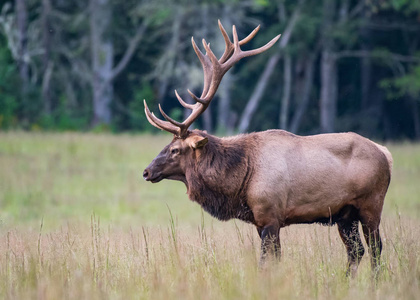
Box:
[185,133,255,223]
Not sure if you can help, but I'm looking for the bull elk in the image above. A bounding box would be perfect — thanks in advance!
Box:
[142,21,393,276]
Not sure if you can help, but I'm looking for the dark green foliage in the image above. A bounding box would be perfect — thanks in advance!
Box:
[381,65,420,100]
[128,82,155,131]
[0,39,19,129]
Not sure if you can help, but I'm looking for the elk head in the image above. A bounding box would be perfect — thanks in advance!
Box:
[143,130,209,183]
[143,20,280,183]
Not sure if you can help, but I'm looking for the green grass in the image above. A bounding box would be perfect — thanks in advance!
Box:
[0,132,419,299]
[386,143,420,219]
[0,132,203,228]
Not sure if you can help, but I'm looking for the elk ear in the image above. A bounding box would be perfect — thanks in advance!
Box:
[189,135,208,149]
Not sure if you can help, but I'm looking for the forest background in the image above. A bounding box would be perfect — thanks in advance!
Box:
[1,0,420,140]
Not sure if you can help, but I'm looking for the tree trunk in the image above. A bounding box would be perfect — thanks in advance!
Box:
[200,4,212,133]
[289,55,315,133]
[41,0,52,115]
[360,10,372,110]
[16,0,29,116]
[279,54,292,129]
[237,1,302,133]
[411,98,420,140]
[215,6,235,134]
[202,109,213,133]
[320,49,337,133]
[360,48,371,110]
[90,0,114,126]
[157,9,181,105]
[238,54,280,133]
[60,69,77,109]
[320,0,337,133]
[217,73,232,133]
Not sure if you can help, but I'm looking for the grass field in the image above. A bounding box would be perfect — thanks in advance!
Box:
[0,132,419,299]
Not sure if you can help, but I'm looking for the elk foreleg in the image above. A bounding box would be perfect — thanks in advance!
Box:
[258,224,281,265]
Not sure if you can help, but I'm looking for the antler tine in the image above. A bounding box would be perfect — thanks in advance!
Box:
[158,104,184,128]
[232,25,240,53]
[241,34,282,59]
[202,39,220,71]
[179,22,280,133]
[144,100,180,135]
[218,20,233,64]
[223,28,281,70]
[191,37,212,98]
[175,90,195,110]
[218,20,262,64]
[188,89,207,104]
[145,110,164,132]
[143,21,280,138]
[239,24,260,45]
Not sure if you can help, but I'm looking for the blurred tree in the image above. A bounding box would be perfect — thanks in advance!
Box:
[148,0,254,134]
[15,0,29,104]
[89,0,150,127]
[0,0,419,139]
[383,65,420,139]
[41,0,52,115]
[376,0,420,139]
[238,0,303,133]
[319,0,337,133]
[0,34,19,128]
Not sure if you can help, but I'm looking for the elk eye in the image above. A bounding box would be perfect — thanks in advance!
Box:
[171,148,179,155]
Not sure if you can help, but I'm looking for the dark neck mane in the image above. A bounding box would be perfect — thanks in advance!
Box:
[186,134,255,223]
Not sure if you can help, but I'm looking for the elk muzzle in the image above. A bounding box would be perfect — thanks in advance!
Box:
[142,166,164,183]
[142,169,151,181]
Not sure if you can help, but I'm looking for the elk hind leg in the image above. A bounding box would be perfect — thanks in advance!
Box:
[258,224,281,266]
[337,220,365,277]
[359,199,384,276]
[361,221,382,275]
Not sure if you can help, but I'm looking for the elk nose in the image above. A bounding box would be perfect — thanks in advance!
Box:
[143,169,150,181]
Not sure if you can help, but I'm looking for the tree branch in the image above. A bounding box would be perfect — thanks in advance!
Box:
[237,53,280,133]
[237,0,304,133]
[58,46,93,83]
[277,0,303,49]
[348,1,365,19]
[109,20,148,81]
[335,50,420,63]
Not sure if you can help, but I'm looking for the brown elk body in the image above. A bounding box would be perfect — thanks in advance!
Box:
[142,21,392,276]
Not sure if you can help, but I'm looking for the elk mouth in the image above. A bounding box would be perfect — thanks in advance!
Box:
[143,169,163,183]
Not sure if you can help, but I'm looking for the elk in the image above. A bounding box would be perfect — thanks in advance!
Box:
[142,21,393,276]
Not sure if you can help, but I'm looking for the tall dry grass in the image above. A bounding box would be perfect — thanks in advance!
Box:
[1,216,419,299]
[0,132,419,299]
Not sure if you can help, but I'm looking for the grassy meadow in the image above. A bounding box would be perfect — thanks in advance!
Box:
[0,132,419,299]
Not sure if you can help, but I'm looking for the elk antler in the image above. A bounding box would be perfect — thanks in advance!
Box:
[144,20,281,138]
